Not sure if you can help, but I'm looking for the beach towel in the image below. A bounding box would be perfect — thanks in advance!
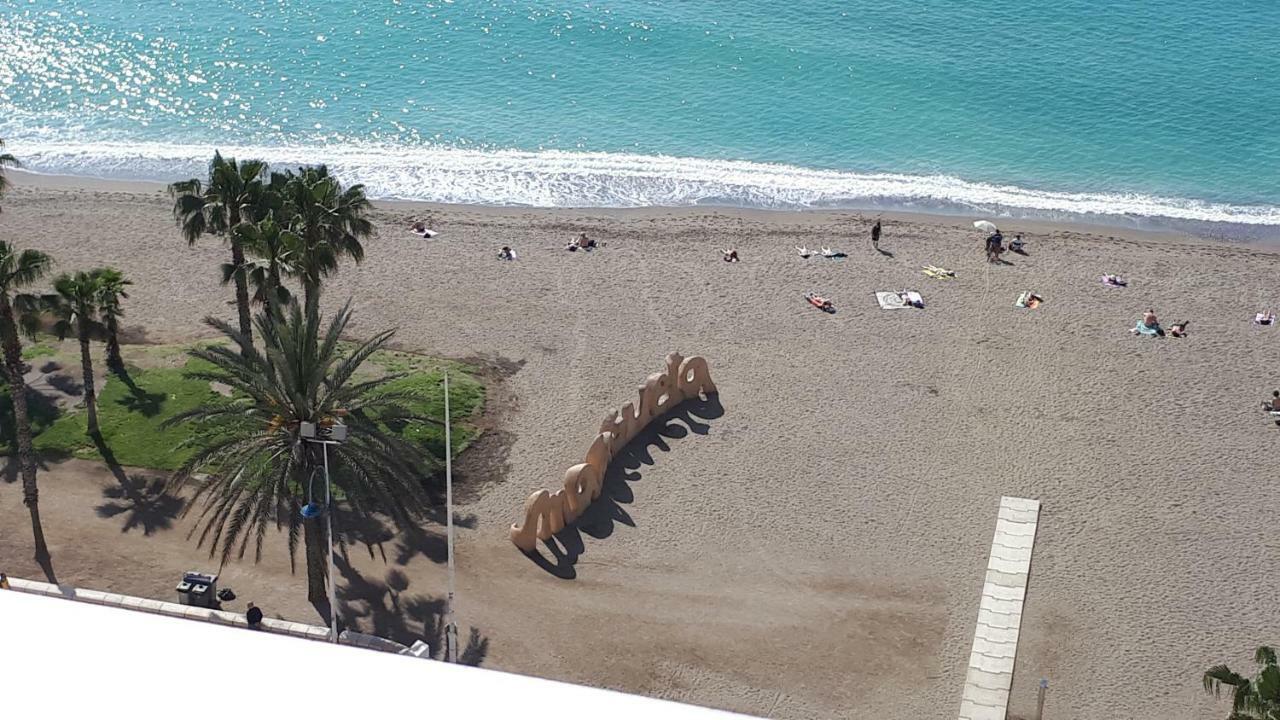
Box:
[411,227,439,239]
[876,291,923,310]
[1014,292,1043,309]
[1132,322,1161,336]
[922,265,955,279]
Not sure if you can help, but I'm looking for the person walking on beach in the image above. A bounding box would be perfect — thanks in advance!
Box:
[871,219,882,251]
[246,602,264,630]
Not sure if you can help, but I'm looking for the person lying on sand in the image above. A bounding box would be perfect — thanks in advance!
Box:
[820,247,848,258]
[805,291,834,312]
[410,220,438,238]
[796,246,814,258]
[498,246,517,260]
[722,249,740,262]
[1102,274,1127,287]
[1256,311,1275,326]
[1169,320,1189,338]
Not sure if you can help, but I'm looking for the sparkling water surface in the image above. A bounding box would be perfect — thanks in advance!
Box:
[2,0,1278,224]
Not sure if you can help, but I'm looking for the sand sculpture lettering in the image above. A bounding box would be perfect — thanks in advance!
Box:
[509,352,718,552]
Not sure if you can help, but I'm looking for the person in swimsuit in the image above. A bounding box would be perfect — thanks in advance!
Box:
[1143,309,1165,337]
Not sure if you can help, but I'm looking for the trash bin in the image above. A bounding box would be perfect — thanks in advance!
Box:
[178,572,219,608]
[175,579,193,605]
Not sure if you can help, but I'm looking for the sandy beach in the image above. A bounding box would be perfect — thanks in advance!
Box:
[1,173,1278,719]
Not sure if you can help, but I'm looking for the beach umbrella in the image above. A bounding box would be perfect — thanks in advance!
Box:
[973,220,999,233]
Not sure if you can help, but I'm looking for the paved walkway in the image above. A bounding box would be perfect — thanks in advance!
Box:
[958,496,1041,720]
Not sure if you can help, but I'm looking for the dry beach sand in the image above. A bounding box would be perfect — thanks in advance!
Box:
[1,174,1278,719]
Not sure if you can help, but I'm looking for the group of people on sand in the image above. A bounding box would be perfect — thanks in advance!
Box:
[1132,308,1189,338]
[985,231,1026,263]
[565,232,599,252]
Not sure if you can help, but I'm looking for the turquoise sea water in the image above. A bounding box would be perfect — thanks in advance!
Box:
[2,0,1278,225]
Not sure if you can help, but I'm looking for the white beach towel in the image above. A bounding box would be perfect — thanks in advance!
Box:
[412,228,438,239]
[876,291,922,310]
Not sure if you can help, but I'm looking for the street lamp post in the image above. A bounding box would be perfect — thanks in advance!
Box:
[301,421,347,644]
[443,371,458,663]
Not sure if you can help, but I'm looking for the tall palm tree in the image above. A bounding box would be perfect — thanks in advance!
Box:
[225,218,299,318]
[1204,646,1280,719]
[169,152,273,352]
[0,241,54,565]
[167,300,441,604]
[274,166,372,312]
[95,268,131,372]
[51,271,106,437]
[0,138,18,211]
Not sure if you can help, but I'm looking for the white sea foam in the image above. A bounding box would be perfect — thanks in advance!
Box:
[10,139,1280,225]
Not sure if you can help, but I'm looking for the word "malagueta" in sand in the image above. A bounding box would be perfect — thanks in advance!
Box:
[509,353,718,552]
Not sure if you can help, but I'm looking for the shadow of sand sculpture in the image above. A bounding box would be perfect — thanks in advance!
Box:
[328,552,490,665]
[527,394,725,579]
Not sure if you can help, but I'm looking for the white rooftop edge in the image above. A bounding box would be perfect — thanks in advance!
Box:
[0,586,759,719]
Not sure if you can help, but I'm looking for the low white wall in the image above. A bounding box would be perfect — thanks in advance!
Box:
[2,575,412,654]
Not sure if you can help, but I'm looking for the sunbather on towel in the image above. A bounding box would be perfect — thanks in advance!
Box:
[1102,274,1127,287]
[722,249,740,262]
[498,246,517,260]
[1169,320,1189,337]
[796,246,814,258]
[1130,309,1164,337]
[1256,311,1275,325]
[805,292,834,311]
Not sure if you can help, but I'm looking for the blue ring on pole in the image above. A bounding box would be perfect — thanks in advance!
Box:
[301,502,325,519]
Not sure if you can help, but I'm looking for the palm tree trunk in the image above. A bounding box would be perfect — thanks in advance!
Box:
[303,514,329,605]
[303,279,320,317]
[264,262,282,319]
[0,302,50,564]
[105,318,122,373]
[78,328,98,437]
[229,238,254,353]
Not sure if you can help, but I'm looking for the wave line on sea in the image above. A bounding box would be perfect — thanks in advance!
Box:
[8,139,1280,226]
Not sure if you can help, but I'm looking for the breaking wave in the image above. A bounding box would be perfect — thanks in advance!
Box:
[11,139,1280,226]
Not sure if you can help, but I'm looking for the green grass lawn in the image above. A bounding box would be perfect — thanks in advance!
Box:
[33,364,222,470]
[25,348,486,472]
[21,343,57,360]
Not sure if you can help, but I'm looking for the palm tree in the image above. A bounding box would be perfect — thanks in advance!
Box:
[169,152,273,352]
[273,166,372,312]
[95,268,131,372]
[0,241,54,565]
[51,271,106,437]
[167,300,442,604]
[1204,646,1280,719]
[0,138,18,211]
[225,218,299,318]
